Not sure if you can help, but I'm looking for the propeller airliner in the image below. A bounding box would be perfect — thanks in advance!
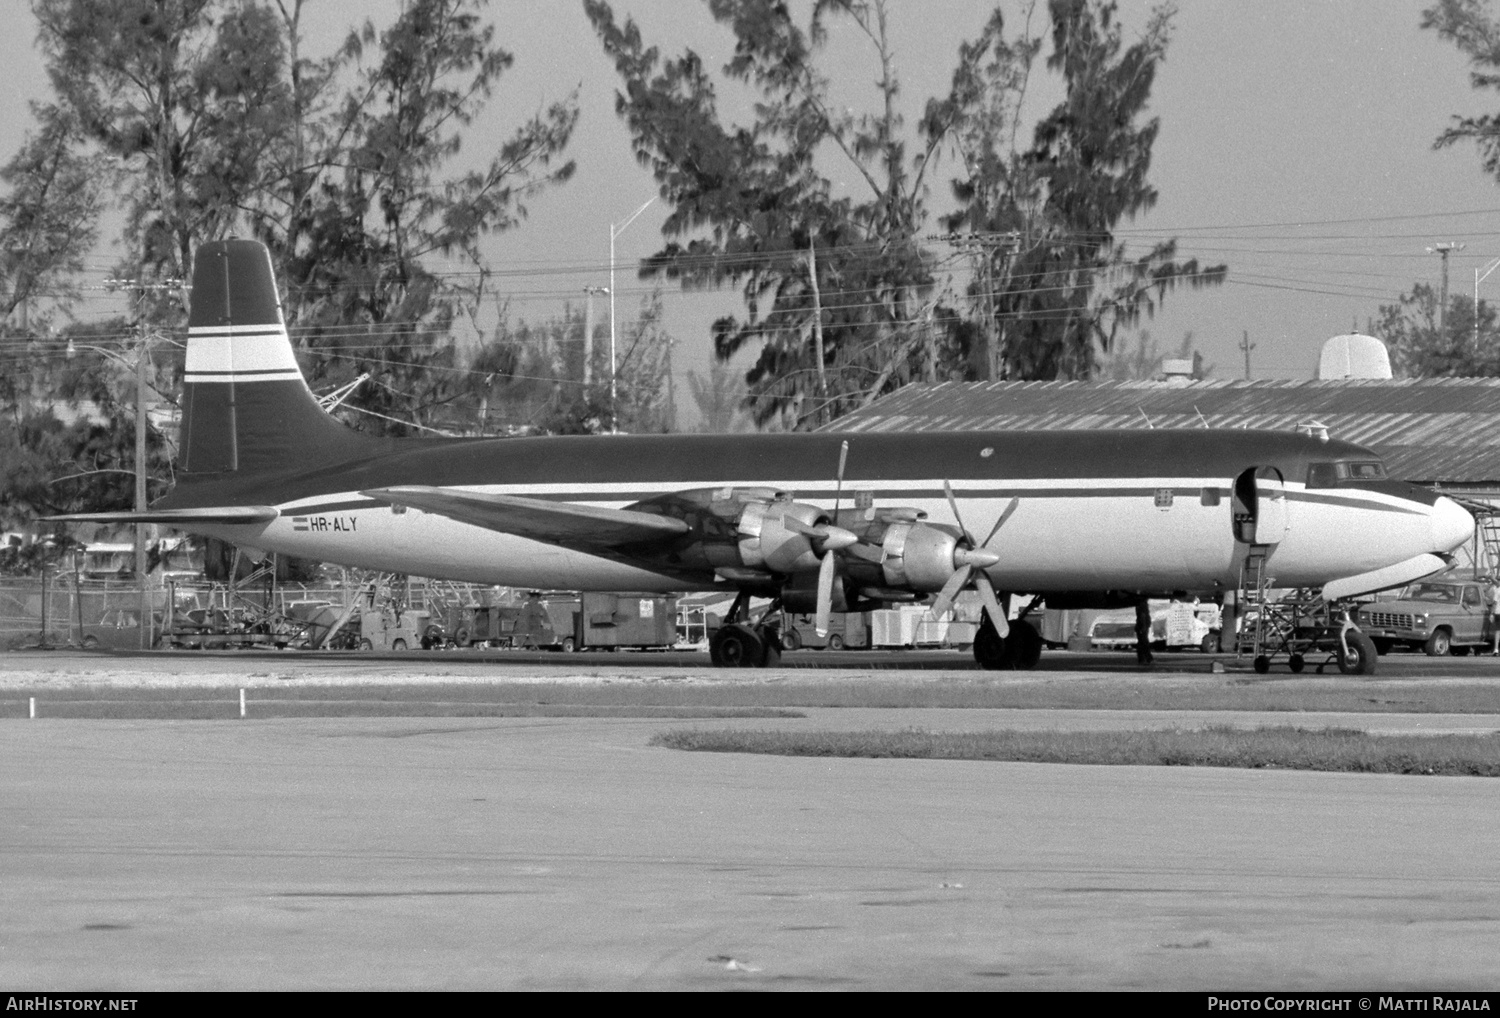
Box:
[54,240,1476,669]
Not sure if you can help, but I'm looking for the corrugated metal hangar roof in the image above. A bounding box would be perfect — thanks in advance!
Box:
[825,377,1500,486]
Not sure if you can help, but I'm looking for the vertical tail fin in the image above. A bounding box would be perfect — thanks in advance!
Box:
[180,240,377,475]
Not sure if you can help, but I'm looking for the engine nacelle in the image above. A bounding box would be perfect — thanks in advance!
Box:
[736,500,828,575]
[878,520,967,592]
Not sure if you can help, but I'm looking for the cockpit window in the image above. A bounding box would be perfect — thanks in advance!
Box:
[1307,460,1387,487]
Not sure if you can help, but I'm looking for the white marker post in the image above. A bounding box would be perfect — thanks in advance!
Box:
[239,688,246,719]
[29,697,35,719]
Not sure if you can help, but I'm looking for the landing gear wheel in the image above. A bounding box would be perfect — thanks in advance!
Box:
[973,617,1008,670]
[1425,629,1452,657]
[1337,630,1378,676]
[1253,655,1271,674]
[710,624,765,668]
[1008,620,1043,669]
[1288,653,1305,674]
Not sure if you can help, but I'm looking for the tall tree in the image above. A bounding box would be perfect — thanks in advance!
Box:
[265,0,580,436]
[0,104,108,330]
[33,0,291,290]
[943,0,1224,381]
[588,0,967,428]
[589,0,1224,429]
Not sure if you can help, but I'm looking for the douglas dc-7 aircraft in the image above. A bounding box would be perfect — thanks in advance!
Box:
[55,240,1475,669]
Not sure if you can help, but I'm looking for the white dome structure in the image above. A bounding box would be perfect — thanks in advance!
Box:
[1317,333,1392,380]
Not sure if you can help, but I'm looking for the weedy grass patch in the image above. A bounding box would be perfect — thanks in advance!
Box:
[650,725,1500,776]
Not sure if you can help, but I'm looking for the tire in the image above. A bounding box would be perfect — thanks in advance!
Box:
[358,638,373,651]
[1424,628,1452,657]
[1337,630,1378,676]
[81,635,99,649]
[973,618,1008,670]
[826,633,845,651]
[710,624,765,668]
[781,629,802,651]
[1253,655,1271,674]
[1288,653,1305,674]
[454,627,471,647]
[391,638,408,652]
[1009,621,1043,669]
[559,636,575,653]
[1200,633,1217,654]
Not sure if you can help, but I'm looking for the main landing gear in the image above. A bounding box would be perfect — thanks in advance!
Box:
[972,615,1043,670]
[708,591,782,668]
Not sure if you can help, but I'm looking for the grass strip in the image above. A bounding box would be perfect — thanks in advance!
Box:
[650,725,1500,776]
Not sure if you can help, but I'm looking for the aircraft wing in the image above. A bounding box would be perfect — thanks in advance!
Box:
[48,506,280,525]
[361,486,691,550]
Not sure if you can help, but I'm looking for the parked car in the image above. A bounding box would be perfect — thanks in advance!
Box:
[1354,578,1491,656]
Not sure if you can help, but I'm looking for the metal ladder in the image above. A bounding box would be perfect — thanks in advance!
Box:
[1235,544,1272,657]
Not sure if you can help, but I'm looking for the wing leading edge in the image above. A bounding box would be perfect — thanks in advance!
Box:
[361,486,690,551]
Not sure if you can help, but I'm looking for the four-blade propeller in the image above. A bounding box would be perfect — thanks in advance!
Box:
[931,482,1018,637]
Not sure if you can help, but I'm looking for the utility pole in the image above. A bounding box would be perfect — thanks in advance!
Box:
[1428,242,1466,344]
[1239,330,1255,380]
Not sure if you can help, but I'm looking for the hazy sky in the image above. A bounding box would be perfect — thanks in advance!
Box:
[6,0,1500,413]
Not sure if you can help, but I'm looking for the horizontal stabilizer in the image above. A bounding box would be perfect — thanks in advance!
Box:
[48,506,280,525]
[362,486,690,549]
[1321,552,1451,602]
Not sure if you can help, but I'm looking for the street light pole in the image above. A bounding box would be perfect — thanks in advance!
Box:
[1428,242,1466,344]
[1476,256,1500,352]
[609,197,655,433]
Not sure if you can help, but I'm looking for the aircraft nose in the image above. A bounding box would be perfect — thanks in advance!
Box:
[1430,496,1475,553]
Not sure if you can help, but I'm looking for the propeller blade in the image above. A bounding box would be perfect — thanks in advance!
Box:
[930,563,972,618]
[814,549,836,636]
[974,571,1009,639]
[833,440,849,518]
[942,480,975,544]
[981,497,1020,548]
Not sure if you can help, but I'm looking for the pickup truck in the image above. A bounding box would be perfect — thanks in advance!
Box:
[1353,579,1492,656]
